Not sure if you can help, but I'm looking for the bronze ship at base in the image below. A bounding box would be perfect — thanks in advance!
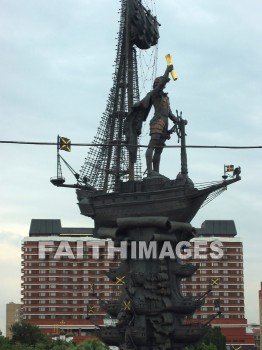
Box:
[76,174,240,228]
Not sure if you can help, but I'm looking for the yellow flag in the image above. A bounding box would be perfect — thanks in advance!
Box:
[59,137,71,152]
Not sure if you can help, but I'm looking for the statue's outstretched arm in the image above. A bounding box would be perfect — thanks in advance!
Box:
[152,65,173,95]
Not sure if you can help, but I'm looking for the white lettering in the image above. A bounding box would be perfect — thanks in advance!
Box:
[210,240,224,259]
[194,241,208,259]
[159,241,175,259]
[107,241,127,259]
[176,241,192,259]
[38,241,55,259]
[138,241,157,259]
[54,241,75,260]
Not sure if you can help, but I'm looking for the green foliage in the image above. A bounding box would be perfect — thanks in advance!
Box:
[203,327,227,350]
[185,327,227,350]
[186,342,217,350]
[11,322,47,346]
[77,339,109,350]
[2,327,107,350]
[0,336,12,350]
[50,339,77,350]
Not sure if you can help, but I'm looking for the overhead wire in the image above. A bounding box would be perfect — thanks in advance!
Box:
[0,140,262,149]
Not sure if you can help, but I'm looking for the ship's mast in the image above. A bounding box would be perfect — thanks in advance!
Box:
[79,0,141,192]
[126,0,135,180]
[79,0,159,192]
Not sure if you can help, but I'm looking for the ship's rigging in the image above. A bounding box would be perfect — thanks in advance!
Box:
[78,0,160,193]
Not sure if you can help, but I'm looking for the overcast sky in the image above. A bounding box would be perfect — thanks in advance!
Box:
[0,0,262,335]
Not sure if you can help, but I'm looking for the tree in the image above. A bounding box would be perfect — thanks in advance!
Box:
[185,326,226,350]
[203,327,226,350]
[77,338,109,350]
[10,322,47,346]
[0,336,13,350]
[50,339,77,350]
[187,343,217,350]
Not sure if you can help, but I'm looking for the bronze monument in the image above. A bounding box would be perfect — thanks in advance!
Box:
[51,0,241,349]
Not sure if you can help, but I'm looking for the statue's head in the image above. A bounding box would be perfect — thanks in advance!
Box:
[153,77,165,90]
[153,77,161,88]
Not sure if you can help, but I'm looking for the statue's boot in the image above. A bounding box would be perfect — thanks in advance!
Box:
[146,145,154,175]
[152,147,163,173]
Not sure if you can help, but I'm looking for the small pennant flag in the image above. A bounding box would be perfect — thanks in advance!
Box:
[225,165,234,172]
[59,137,71,152]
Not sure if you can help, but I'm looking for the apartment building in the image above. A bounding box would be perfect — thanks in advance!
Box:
[21,219,121,342]
[6,302,22,338]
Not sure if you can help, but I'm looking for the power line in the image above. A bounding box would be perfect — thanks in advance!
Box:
[0,140,262,149]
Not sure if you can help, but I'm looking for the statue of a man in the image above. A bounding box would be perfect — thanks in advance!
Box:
[124,64,178,175]
[145,65,178,175]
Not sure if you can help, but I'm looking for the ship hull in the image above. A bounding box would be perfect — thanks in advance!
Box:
[76,175,240,227]
[77,185,204,228]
